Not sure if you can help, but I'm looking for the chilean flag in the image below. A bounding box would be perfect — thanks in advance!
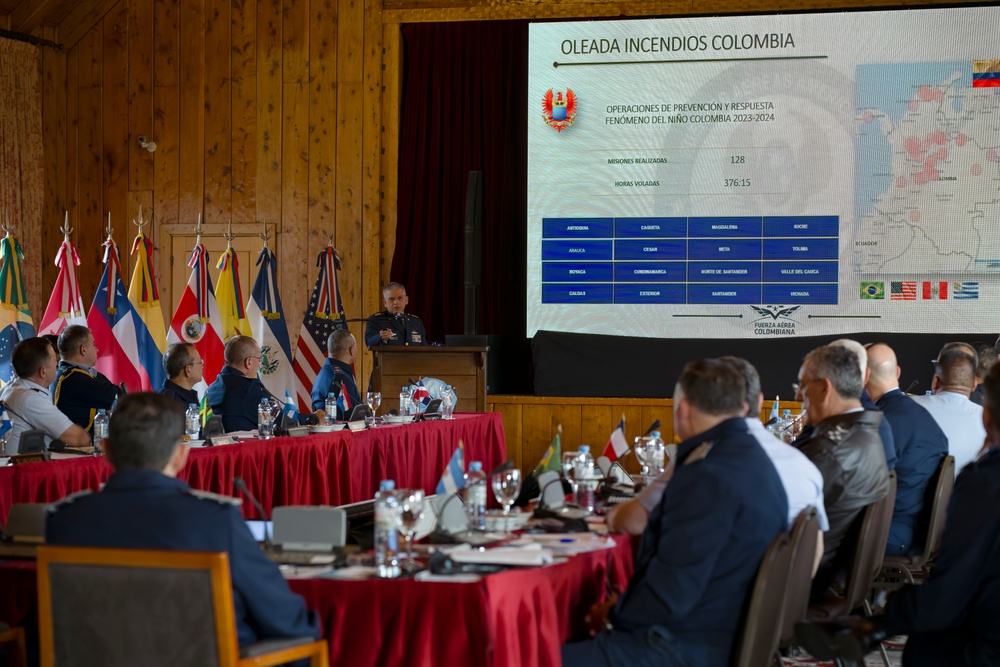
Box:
[167,243,225,388]
[86,236,153,392]
[39,230,87,335]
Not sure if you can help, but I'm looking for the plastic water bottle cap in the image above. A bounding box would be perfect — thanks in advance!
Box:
[650,431,660,438]
[97,409,106,415]
[328,392,335,398]
[469,461,482,471]
[379,480,396,491]
[579,445,590,454]
[189,403,197,409]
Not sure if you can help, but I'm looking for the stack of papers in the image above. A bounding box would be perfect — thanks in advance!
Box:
[443,543,554,566]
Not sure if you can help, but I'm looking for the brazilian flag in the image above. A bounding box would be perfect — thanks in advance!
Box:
[860,282,884,299]
[533,431,562,477]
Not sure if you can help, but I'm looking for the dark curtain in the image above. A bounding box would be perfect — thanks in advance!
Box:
[394,21,528,346]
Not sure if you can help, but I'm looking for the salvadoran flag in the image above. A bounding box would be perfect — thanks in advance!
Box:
[216,247,250,340]
[167,243,225,390]
[39,227,87,335]
[0,233,36,385]
[126,230,166,391]
[602,418,629,463]
[435,445,466,495]
[87,235,151,392]
[247,247,296,402]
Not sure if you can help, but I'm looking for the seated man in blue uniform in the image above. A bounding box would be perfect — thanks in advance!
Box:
[562,358,787,667]
[363,282,426,348]
[46,392,320,649]
[206,335,269,433]
[159,342,203,410]
[310,329,362,419]
[865,343,947,555]
[52,324,121,434]
[797,360,1000,666]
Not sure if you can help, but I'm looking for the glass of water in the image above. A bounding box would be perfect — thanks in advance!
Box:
[491,468,522,536]
[395,489,425,572]
[366,391,381,427]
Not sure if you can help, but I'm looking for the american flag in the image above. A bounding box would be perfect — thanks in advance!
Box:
[890,281,916,300]
[292,246,346,411]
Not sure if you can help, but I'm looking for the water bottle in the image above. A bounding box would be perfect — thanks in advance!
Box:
[325,392,337,424]
[184,403,200,440]
[93,409,109,453]
[646,431,666,476]
[399,386,411,416]
[464,461,487,530]
[780,409,794,443]
[257,398,273,439]
[374,480,401,578]
[573,445,596,512]
[441,385,455,419]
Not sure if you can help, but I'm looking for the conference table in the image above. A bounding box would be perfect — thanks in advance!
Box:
[0,413,506,524]
[0,533,636,667]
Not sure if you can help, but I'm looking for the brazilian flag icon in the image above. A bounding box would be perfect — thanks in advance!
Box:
[860,282,884,299]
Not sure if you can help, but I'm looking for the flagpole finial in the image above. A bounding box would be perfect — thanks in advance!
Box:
[60,211,73,242]
[224,219,234,249]
[133,205,149,233]
[105,212,113,238]
[194,213,204,245]
[557,423,563,435]
[2,211,13,238]
[259,220,270,249]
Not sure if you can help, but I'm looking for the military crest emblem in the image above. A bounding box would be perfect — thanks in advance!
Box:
[542,88,577,132]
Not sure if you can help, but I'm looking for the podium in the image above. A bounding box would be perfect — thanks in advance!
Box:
[371,346,488,412]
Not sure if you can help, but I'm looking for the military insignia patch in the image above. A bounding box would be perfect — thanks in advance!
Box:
[411,332,422,343]
[683,441,715,465]
[543,88,578,133]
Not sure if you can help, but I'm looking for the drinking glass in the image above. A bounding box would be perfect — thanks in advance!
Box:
[561,451,579,497]
[440,386,455,419]
[491,468,522,536]
[258,397,281,439]
[366,391,381,427]
[395,489,425,572]
[634,436,650,480]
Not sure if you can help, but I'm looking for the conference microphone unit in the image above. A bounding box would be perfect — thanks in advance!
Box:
[234,477,272,550]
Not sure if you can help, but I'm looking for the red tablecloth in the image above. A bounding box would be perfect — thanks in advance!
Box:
[0,534,635,667]
[0,413,505,523]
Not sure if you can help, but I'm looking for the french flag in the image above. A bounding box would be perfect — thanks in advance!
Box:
[602,418,629,462]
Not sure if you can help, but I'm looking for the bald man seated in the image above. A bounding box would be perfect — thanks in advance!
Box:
[866,343,948,556]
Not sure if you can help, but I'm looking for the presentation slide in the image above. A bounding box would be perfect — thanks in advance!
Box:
[526,7,1000,338]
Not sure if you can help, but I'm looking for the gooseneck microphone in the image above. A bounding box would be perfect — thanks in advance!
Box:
[536,475,569,511]
[903,380,919,395]
[640,419,662,438]
[234,477,272,550]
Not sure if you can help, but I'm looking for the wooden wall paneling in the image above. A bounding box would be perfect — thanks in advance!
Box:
[255,0,282,226]
[230,0,257,223]
[379,22,399,288]
[579,404,610,452]
[102,1,130,276]
[360,0,383,388]
[76,26,105,305]
[521,404,555,475]
[152,0,179,228]
[279,81,309,330]
[64,45,79,257]
[58,0,123,50]
[40,39,68,296]
[12,0,63,35]
[497,402,523,468]
[177,0,206,224]
[127,0,153,194]
[203,0,232,223]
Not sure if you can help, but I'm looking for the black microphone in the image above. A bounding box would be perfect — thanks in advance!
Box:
[641,419,661,438]
[903,380,919,395]
[234,477,272,550]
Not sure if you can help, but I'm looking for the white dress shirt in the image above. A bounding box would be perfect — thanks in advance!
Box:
[911,391,985,473]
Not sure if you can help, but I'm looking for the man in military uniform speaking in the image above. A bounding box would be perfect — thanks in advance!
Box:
[364,282,427,348]
[46,392,320,649]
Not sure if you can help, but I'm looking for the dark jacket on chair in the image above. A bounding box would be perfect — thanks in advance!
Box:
[797,410,890,592]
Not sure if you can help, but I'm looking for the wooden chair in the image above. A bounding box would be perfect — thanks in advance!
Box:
[878,455,954,586]
[732,531,793,667]
[0,625,27,667]
[36,545,328,667]
[808,473,896,667]
[779,507,821,651]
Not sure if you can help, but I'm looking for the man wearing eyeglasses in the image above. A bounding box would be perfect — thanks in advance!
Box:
[206,335,268,433]
[795,344,890,600]
[159,343,204,410]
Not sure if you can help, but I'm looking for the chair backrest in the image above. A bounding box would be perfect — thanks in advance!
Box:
[923,455,955,561]
[780,507,821,645]
[732,531,793,667]
[36,545,241,667]
[1,504,47,543]
[843,472,897,611]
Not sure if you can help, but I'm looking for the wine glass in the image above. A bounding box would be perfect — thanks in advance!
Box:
[366,391,381,427]
[491,468,522,536]
[395,489,425,572]
[561,451,579,498]
[634,436,650,482]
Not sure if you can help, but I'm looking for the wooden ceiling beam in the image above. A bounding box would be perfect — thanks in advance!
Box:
[57,0,119,49]
[10,0,63,35]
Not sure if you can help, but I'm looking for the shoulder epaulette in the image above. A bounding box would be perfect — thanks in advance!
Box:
[48,489,93,510]
[682,441,715,465]
[188,490,242,506]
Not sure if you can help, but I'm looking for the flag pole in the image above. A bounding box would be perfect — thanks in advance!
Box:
[259,220,270,250]
[194,213,203,246]
[2,211,13,238]
[224,219,234,250]
[60,211,73,243]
